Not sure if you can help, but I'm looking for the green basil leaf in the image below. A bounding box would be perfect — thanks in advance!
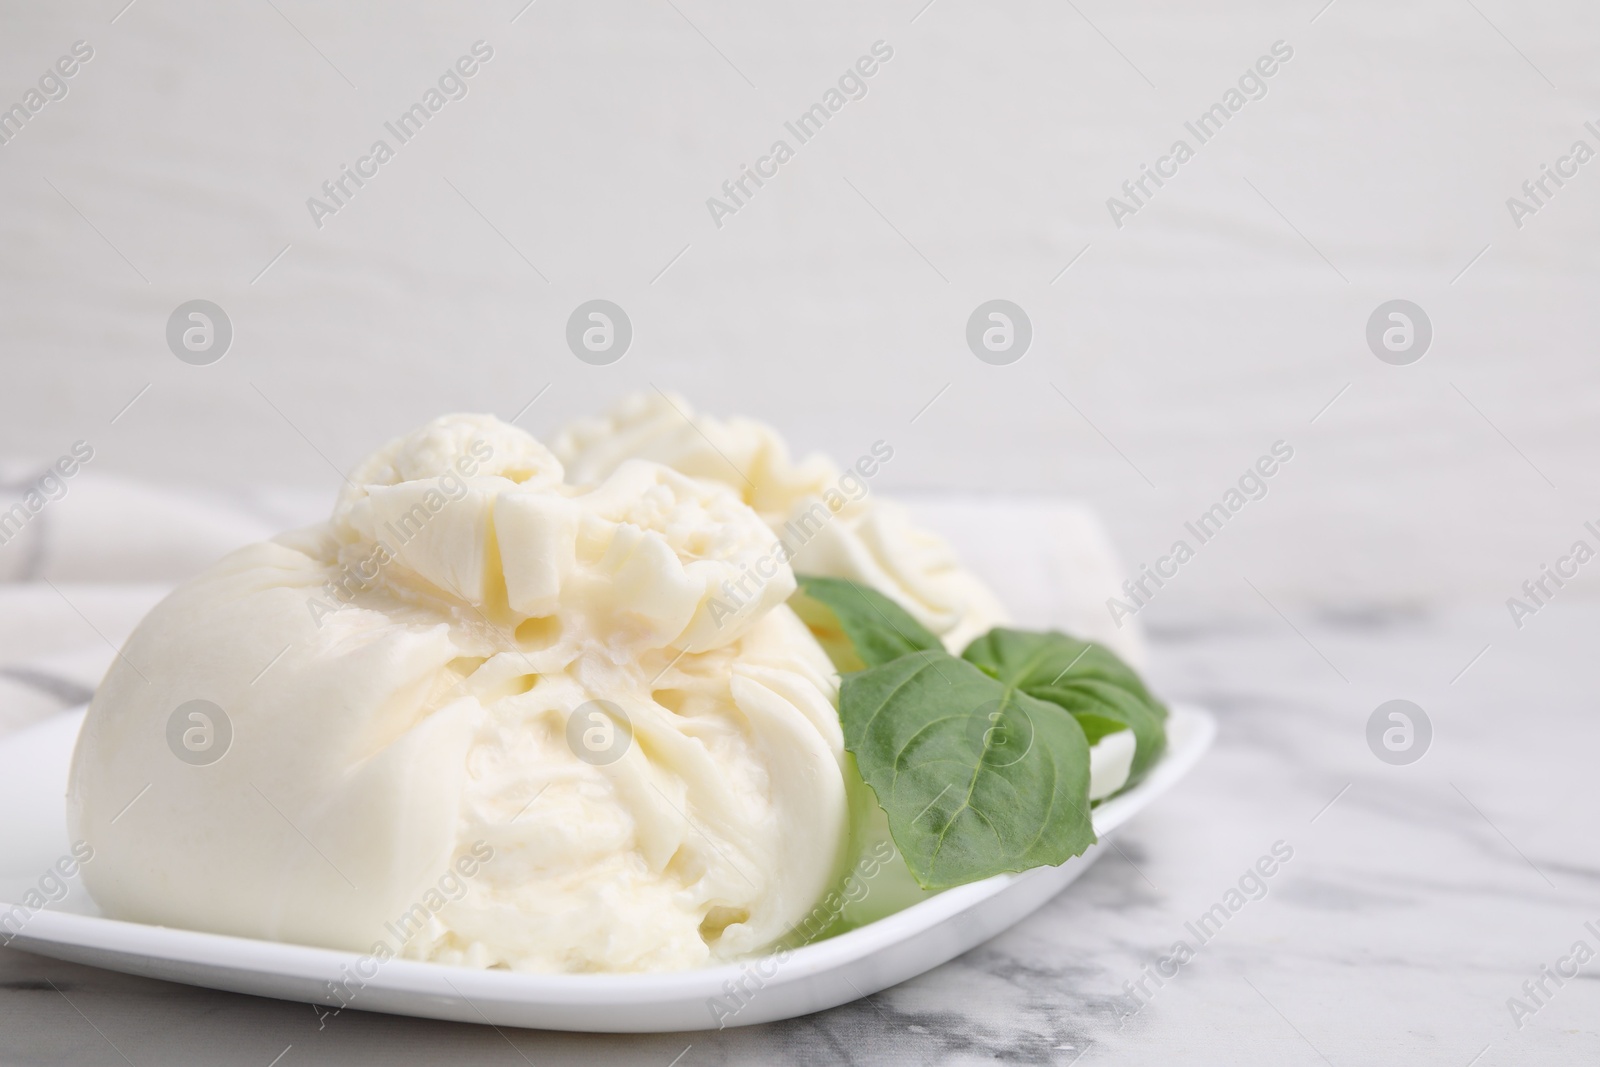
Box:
[840,650,1096,889]
[791,574,942,671]
[961,628,1167,788]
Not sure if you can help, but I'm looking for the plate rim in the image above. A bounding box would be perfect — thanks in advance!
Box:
[4,703,1215,1010]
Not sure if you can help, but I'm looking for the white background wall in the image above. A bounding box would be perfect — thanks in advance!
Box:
[2,0,1597,625]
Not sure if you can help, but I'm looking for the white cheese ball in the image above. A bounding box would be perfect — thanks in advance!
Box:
[68,415,848,972]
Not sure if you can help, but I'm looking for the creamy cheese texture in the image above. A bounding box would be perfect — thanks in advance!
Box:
[67,401,1134,973]
[69,414,852,972]
[553,392,1009,652]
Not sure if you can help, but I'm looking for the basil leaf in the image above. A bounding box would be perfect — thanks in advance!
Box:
[788,578,1169,887]
[840,650,1095,889]
[961,628,1167,788]
[791,574,942,671]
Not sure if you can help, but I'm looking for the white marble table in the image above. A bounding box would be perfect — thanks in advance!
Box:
[4,598,1593,1066]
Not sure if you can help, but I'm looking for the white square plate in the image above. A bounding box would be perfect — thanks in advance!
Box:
[0,704,1213,1033]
